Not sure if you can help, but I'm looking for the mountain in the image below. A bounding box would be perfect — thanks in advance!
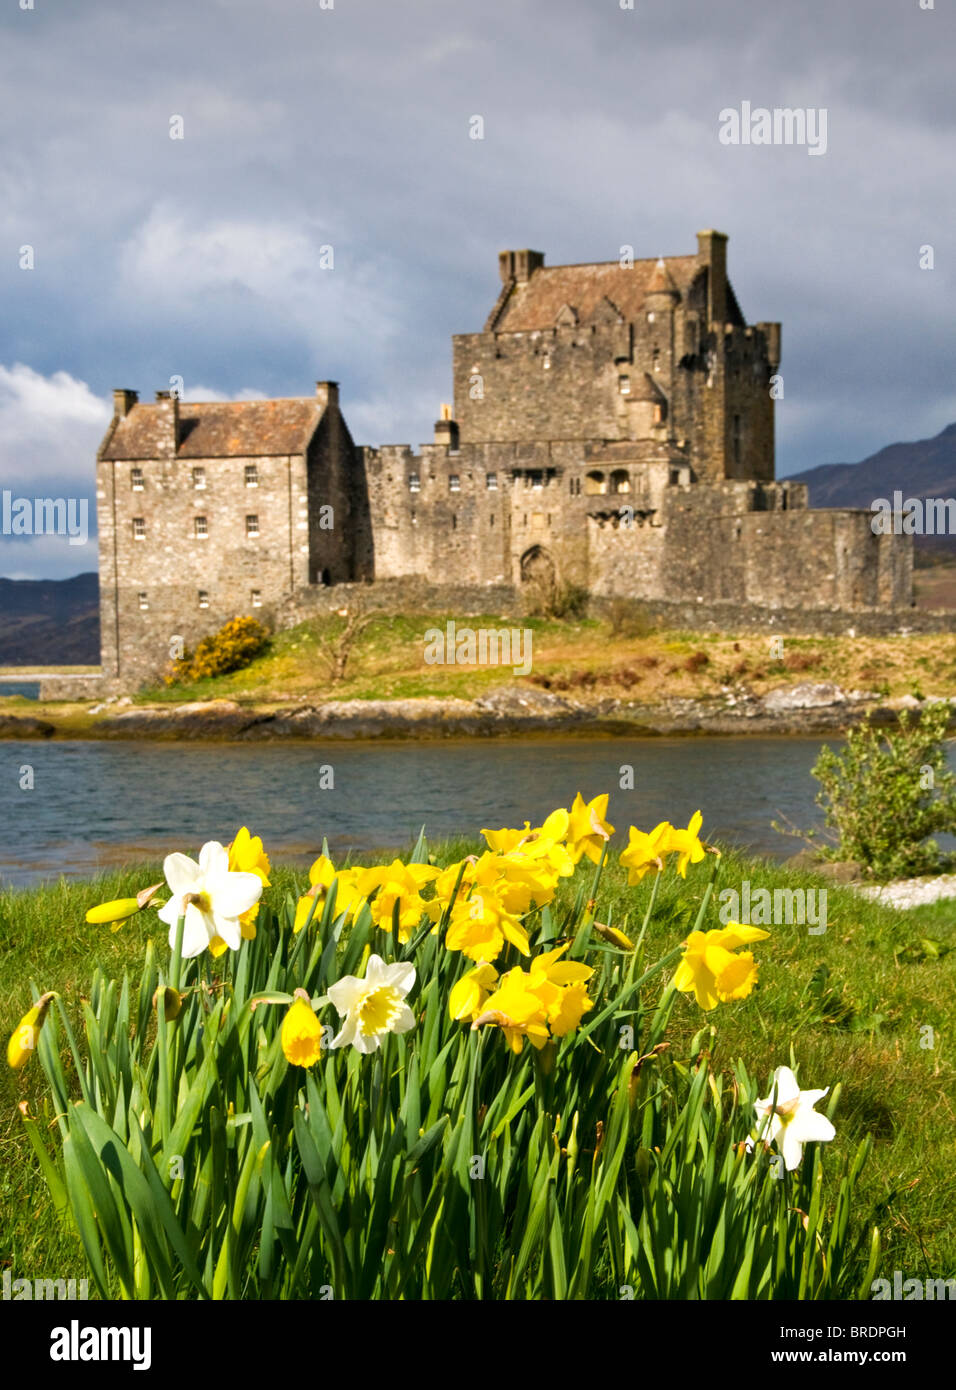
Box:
[0,572,100,666]
[786,423,956,561]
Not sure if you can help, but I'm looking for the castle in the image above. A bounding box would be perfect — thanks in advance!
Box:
[94,230,912,685]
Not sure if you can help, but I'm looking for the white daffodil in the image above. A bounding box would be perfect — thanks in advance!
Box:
[158,841,263,959]
[327,954,417,1054]
[752,1064,836,1171]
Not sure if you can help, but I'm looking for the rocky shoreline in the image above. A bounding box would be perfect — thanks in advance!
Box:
[1,680,951,742]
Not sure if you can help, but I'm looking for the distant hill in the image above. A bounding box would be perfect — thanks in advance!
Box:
[0,573,99,666]
[787,423,956,561]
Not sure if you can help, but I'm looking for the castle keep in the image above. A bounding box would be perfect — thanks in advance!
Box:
[95,231,912,683]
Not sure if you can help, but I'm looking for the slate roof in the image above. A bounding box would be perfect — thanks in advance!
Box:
[100,399,324,460]
[490,255,701,332]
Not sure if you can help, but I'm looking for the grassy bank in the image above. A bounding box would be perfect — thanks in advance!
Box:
[4,613,956,730]
[1,842,953,1291]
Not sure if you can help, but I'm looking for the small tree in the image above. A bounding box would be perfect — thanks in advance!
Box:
[315,602,379,684]
[811,704,956,879]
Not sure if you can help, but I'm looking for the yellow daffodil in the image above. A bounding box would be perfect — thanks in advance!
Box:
[664,810,707,878]
[619,821,672,885]
[228,827,271,940]
[294,858,366,932]
[673,922,770,1011]
[356,861,441,943]
[566,793,615,865]
[85,882,163,933]
[466,944,594,1051]
[445,887,531,961]
[327,955,417,1054]
[281,992,323,1068]
[475,969,553,1054]
[448,961,499,1021]
[481,821,533,853]
[6,992,57,1070]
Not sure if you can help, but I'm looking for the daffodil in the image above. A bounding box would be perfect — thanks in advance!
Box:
[592,921,635,950]
[294,858,366,932]
[327,955,417,1054]
[448,961,499,1021]
[673,922,770,1011]
[664,811,707,878]
[6,992,56,1070]
[619,821,672,885]
[355,860,440,943]
[85,882,163,932]
[475,969,552,1054]
[281,992,324,1068]
[752,1065,836,1170]
[466,944,595,1052]
[566,793,615,865]
[228,826,271,940]
[158,841,263,959]
[445,886,531,961]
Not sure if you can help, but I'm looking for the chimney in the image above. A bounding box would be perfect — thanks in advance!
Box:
[499,249,545,284]
[153,389,180,457]
[434,404,459,451]
[697,230,728,326]
[113,388,138,418]
[315,381,339,411]
[758,321,782,372]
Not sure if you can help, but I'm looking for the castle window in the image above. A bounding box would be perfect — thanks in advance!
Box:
[132,517,146,539]
[529,470,543,489]
[194,516,208,539]
[618,376,630,395]
[245,464,259,487]
[451,514,457,530]
[652,348,661,373]
[251,589,262,607]
[198,590,209,609]
[192,467,206,490]
[138,592,148,610]
[408,472,420,492]
[131,467,144,491]
[449,475,460,492]
[246,514,260,537]
[610,470,630,494]
[647,312,655,324]
[486,473,497,490]
[585,471,606,496]
[490,514,495,527]
[733,414,741,466]
[411,510,417,524]
[542,354,551,370]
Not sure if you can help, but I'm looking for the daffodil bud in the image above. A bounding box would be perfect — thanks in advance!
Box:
[85,898,142,928]
[281,995,323,1068]
[6,992,56,1071]
[153,986,184,1021]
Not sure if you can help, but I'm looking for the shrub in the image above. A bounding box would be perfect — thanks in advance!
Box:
[811,704,956,879]
[166,615,269,685]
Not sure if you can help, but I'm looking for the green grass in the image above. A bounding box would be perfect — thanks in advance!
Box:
[1,844,954,1291]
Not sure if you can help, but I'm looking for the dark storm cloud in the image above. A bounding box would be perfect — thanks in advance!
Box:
[0,0,952,578]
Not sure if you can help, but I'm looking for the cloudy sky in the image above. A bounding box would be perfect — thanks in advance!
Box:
[1,0,953,579]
